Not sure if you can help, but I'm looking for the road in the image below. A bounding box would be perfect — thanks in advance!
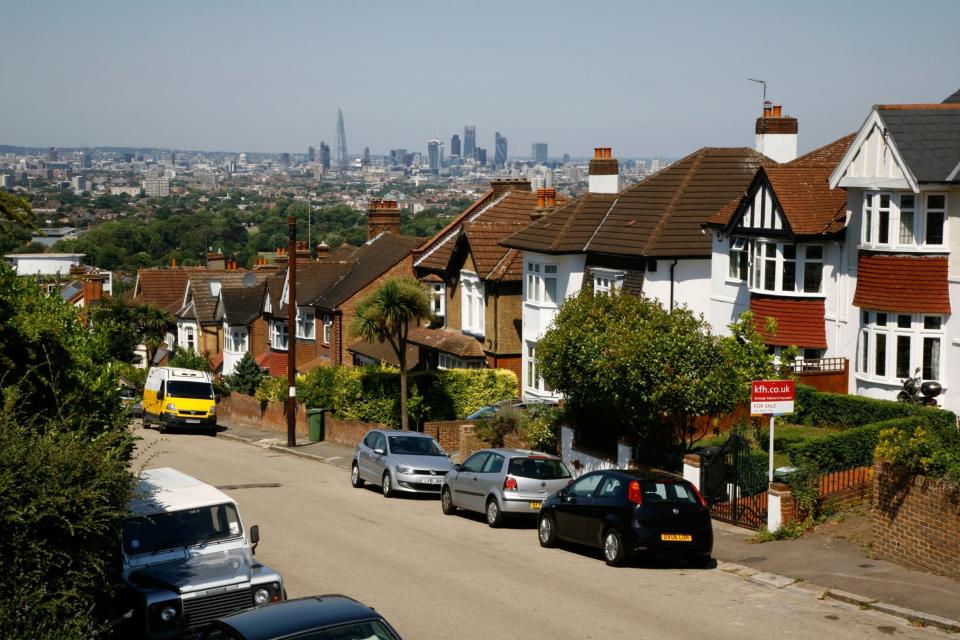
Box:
[133,427,947,639]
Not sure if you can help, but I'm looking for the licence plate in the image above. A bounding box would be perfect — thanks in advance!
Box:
[185,419,201,424]
[661,533,692,542]
[529,501,542,510]
[423,477,442,484]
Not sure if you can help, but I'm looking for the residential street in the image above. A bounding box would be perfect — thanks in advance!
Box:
[134,427,949,639]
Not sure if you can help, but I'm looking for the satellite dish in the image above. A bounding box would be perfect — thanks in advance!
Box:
[242,272,257,288]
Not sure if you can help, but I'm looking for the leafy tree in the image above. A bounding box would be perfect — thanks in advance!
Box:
[536,293,773,452]
[227,351,265,395]
[0,190,34,227]
[88,297,174,365]
[350,277,432,430]
[169,348,211,372]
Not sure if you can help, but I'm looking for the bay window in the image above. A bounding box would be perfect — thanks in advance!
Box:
[296,307,315,339]
[525,342,552,393]
[592,267,624,295]
[438,353,483,370]
[527,262,558,304]
[925,194,946,245]
[862,192,947,249]
[857,311,943,383]
[461,271,485,336]
[745,239,823,295]
[228,327,247,353]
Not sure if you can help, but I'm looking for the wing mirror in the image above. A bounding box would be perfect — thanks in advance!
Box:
[373,448,385,456]
[249,524,260,555]
[452,464,462,472]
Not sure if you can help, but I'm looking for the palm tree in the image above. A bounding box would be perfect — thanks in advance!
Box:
[132,303,174,366]
[350,277,432,431]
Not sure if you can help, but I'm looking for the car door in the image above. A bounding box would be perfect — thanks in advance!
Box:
[553,472,604,542]
[454,452,489,512]
[370,432,388,481]
[478,453,505,504]
[357,432,376,481]
[583,474,627,545]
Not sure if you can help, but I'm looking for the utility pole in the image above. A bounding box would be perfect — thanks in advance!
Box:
[286,215,297,448]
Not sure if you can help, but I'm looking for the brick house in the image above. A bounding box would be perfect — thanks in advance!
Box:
[130,266,190,365]
[216,281,267,376]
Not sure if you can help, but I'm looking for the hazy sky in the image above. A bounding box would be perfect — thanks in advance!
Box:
[2,1,958,158]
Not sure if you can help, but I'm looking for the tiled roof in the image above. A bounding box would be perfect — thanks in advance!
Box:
[179,271,271,324]
[313,233,421,309]
[503,148,766,257]
[220,283,266,326]
[750,295,827,348]
[461,221,530,282]
[134,269,190,314]
[255,349,289,377]
[328,243,358,261]
[264,271,286,314]
[764,166,847,235]
[209,351,223,372]
[788,133,856,167]
[853,254,950,313]
[278,261,353,314]
[414,191,497,271]
[945,89,960,104]
[877,104,960,183]
[407,325,486,358]
[347,338,418,370]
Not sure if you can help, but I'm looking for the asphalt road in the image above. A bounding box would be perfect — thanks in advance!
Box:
[133,427,948,639]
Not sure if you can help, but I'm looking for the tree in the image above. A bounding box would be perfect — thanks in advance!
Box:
[536,292,774,452]
[169,348,211,372]
[350,277,432,430]
[227,351,265,395]
[0,190,33,227]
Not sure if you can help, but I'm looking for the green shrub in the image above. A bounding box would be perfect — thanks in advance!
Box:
[168,348,211,372]
[475,407,526,447]
[875,420,960,484]
[432,368,518,419]
[520,405,562,454]
[786,419,910,472]
[255,375,288,403]
[792,386,953,429]
[226,352,265,396]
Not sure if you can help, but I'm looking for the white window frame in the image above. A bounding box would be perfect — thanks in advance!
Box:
[856,310,944,384]
[430,282,445,318]
[525,342,553,394]
[460,271,485,336]
[438,353,484,370]
[747,239,823,295]
[296,306,315,340]
[270,321,289,351]
[183,324,196,352]
[592,267,624,295]
[228,326,248,353]
[526,262,559,305]
[727,236,748,282]
[861,191,948,251]
[322,314,332,345]
[924,193,947,247]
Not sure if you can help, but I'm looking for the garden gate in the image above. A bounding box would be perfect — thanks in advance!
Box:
[699,434,768,530]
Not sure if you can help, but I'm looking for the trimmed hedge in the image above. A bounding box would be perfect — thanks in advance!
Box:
[786,419,914,472]
[257,366,517,428]
[793,384,954,429]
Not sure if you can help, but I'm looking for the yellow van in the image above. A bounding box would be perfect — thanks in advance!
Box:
[143,367,218,434]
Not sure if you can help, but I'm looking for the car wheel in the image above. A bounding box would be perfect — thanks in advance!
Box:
[486,497,503,528]
[382,472,393,498]
[351,463,365,488]
[441,487,456,515]
[538,514,558,548]
[158,420,167,434]
[603,528,626,567]
[689,554,712,569]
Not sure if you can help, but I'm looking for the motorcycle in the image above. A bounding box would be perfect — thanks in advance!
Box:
[897,368,941,407]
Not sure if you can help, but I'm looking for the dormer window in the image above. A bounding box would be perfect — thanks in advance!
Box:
[430,283,445,319]
[209,281,221,297]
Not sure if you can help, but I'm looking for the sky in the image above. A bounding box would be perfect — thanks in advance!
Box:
[1,1,958,159]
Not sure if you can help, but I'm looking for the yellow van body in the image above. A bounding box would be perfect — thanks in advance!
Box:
[143,367,217,433]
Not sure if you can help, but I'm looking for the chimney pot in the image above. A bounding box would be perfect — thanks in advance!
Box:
[772,105,782,118]
[536,188,546,209]
[171,257,177,268]
[546,188,557,207]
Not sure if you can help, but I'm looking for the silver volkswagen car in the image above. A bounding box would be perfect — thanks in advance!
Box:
[351,429,453,497]
[441,449,571,527]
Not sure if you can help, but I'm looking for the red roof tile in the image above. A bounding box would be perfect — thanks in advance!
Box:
[750,295,827,348]
[788,133,856,167]
[255,350,289,377]
[407,326,485,358]
[764,166,847,235]
[853,254,950,313]
[209,351,223,371]
[134,269,190,314]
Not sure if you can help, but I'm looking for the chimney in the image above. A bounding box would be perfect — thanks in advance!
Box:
[755,102,798,163]
[207,251,225,271]
[316,241,330,261]
[536,188,546,209]
[490,178,532,197]
[295,240,311,261]
[588,147,619,194]
[366,198,401,240]
[275,247,288,266]
[545,188,557,208]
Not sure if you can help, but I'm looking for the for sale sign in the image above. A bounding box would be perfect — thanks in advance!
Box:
[751,380,795,416]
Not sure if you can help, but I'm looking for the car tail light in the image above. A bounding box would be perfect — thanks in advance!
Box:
[690,483,708,508]
[628,480,643,505]
[503,476,518,492]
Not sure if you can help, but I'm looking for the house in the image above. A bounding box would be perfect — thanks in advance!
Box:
[129,266,191,366]
[828,94,960,409]
[502,145,766,400]
[217,281,267,376]
[405,179,562,380]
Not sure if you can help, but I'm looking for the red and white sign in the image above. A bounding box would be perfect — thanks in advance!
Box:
[751,380,795,416]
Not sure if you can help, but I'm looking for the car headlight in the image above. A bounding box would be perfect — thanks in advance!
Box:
[396,465,414,474]
[209,406,216,415]
[160,606,177,622]
[254,588,270,605]
[166,403,176,411]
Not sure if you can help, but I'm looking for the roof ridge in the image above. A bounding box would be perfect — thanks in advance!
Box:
[643,149,706,254]
[414,191,507,268]
[583,195,620,253]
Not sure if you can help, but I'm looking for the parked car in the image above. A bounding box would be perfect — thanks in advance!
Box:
[537,469,713,567]
[464,397,558,420]
[131,398,144,419]
[441,449,571,527]
[351,430,453,497]
[201,595,402,640]
[143,366,218,434]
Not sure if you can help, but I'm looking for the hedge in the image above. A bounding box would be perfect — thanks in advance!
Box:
[793,384,955,430]
[786,418,914,472]
[256,366,518,428]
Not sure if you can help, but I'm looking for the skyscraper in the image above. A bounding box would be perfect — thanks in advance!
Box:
[335,107,348,172]
[532,142,548,164]
[320,142,331,173]
[450,134,461,158]
[427,139,443,172]
[476,147,487,166]
[362,147,370,167]
[495,132,508,168]
[308,146,316,162]
[464,125,476,160]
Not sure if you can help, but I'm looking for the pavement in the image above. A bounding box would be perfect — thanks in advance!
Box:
[211,416,960,634]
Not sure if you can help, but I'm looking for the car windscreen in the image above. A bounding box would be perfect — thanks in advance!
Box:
[167,380,214,399]
[508,457,570,480]
[641,480,699,504]
[387,435,444,456]
[123,503,241,555]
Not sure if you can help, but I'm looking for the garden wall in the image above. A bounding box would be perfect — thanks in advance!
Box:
[324,416,473,462]
[324,415,384,448]
[873,460,960,579]
[219,393,307,437]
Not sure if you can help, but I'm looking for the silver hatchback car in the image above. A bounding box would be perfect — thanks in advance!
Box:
[351,429,453,497]
[441,449,572,527]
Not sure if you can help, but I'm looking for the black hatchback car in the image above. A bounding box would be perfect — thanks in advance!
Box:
[200,595,403,640]
[537,469,713,567]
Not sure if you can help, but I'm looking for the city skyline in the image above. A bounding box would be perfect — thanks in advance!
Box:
[1,1,958,157]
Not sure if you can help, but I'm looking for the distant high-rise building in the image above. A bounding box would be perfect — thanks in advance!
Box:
[362,146,370,167]
[532,142,548,164]
[46,147,58,162]
[144,176,170,197]
[319,142,331,172]
[495,132,507,168]
[1,175,14,189]
[464,125,476,160]
[71,175,87,194]
[308,146,316,162]
[450,134,461,158]
[335,107,348,171]
[476,147,487,166]
[81,151,93,168]
[427,139,443,172]
[280,152,291,166]
[562,153,570,164]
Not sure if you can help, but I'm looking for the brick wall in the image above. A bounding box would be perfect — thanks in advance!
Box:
[422,420,472,454]
[293,336,319,369]
[873,460,960,579]
[219,392,307,437]
[251,317,268,359]
[325,415,385,448]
